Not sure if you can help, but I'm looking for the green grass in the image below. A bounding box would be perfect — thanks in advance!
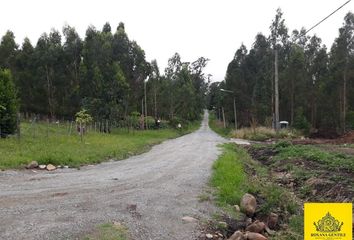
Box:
[211,144,247,205]
[0,121,199,169]
[208,112,232,137]
[83,223,128,240]
[274,142,354,172]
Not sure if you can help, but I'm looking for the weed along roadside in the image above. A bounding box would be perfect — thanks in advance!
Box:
[0,120,200,170]
[83,222,129,240]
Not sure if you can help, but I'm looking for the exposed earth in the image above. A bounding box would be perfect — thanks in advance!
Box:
[0,111,227,240]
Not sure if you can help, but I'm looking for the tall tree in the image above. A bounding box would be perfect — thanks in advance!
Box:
[270,8,288,130]
[330,12,354,132]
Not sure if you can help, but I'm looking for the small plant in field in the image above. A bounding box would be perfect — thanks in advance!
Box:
[75,109,93,141]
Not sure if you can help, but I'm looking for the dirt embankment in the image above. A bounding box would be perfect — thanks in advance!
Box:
[295,130,354,145]
[247,145,354,203]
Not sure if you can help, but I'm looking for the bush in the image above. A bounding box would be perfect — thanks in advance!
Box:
[169,116,187,129]
[231,127,299,141]
[293,108,310,134]
[275,140,292,148]
[0,69,18,137]
[232,127,276,141]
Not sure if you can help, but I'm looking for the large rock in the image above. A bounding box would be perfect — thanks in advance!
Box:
[267,213,279,229]
[245,232,267,240]
[206,233,213,239]
[246,220,266,233]
[26,161,38,169]
[228,231,245,240]
[46,164,56,171]
[39,165,46,170]
[240,193,257,216]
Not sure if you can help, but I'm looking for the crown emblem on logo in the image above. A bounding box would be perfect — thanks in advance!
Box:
[314,212,343,232]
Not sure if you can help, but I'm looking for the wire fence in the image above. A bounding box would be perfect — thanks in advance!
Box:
[5,113,168,141]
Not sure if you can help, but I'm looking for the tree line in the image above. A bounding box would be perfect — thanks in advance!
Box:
[0,22,208,136]
[208,9,354,135]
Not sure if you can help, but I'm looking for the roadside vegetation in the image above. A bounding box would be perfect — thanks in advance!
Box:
[209,111,299,141]
[83,222,128,240]
[208,113,231,138]
[0,120,200,170]
[210,143,301,239]
[207,139,353,239]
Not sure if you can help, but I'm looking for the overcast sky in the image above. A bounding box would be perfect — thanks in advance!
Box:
[1,0,353,82]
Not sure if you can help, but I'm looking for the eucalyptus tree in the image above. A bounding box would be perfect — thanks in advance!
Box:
[330,12,354,132]
[270,8,289,130]
[0,30,18,72]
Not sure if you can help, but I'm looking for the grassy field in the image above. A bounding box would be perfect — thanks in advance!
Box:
[0,121,200,170]
[273,141,354,172]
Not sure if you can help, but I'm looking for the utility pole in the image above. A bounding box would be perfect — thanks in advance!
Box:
[274,48,280,131]
[233,97,237,130]
[220,88,237,130]
[144,77,149,130]
[141,98,144,130]
[222,107,226,128]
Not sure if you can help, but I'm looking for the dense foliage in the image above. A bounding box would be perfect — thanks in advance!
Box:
[0,22,208,132]
[209,10,354,133]
[0,69,18,137]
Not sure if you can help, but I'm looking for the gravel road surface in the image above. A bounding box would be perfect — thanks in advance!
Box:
[0,111,226,240]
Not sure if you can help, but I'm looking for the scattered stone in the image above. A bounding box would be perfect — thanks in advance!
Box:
[245,218,253,226]
[64,166,69,169]
[206,233,213,239]
[46,164,56,171]
[26,161,38,169]
[57,165,61,168]
[228,230,245,240]
[240,193,257,216]
[245,232,267,240]
[234,204,240,212]
[265,226,276,235]
[39,165,46,170]
[246,220,266,233]
[182,216,198,223]
[267,213,279,229]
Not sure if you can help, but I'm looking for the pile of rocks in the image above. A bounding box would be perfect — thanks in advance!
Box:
[26,161,68,171]
[227,193,278,240]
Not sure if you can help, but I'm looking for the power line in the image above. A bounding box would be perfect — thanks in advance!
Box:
[304,0,352,36]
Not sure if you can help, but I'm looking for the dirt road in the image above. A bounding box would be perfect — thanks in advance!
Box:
[0,111,226,240]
